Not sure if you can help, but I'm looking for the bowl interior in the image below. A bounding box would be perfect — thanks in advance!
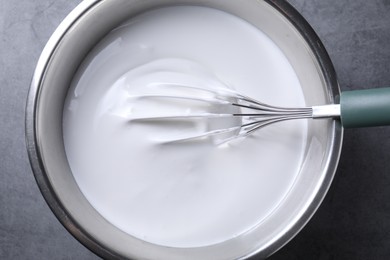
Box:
[29,0,342,259]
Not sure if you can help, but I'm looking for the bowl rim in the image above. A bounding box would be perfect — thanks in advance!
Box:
[25,0,343,259]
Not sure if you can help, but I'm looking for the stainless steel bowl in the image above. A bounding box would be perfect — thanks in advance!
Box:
[26,0,342,259]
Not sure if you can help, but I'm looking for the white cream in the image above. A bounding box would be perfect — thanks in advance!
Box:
[63,6,308,248]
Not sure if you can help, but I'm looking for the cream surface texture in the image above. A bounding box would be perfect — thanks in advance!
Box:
[63,6,308,247]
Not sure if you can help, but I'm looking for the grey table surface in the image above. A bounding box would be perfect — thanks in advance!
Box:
[1,0,390,259]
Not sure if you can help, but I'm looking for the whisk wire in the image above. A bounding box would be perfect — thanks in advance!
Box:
[129,83,337,143]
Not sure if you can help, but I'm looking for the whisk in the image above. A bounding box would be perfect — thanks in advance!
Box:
[130,84,390,143]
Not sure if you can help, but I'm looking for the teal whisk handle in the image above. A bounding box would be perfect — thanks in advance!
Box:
[340,87,390,128]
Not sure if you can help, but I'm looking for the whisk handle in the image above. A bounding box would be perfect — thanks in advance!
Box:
[340,87,390,128]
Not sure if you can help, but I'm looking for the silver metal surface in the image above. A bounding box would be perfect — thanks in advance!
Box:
[25,0,343,259]
[312,104,341,118]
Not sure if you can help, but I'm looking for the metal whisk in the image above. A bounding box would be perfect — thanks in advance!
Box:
[129,83,341,143]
